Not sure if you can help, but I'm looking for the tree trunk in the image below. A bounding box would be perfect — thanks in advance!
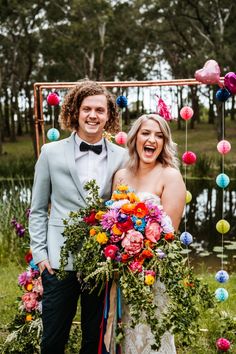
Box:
[230,95,235,121]
[4,89,10,138]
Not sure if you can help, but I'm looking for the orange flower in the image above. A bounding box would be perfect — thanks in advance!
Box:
[26,314,33,321]
[26,283,33,291]
[133,203,148,218]
[141,249,154,259]
[121,203,136,214]
[89,228,97,237]
[127,192,140,203]
[164,233,175,242]
[144,239,154,248]
[121,254,130,263]
[112,224,123,236]
[112,193,127,201]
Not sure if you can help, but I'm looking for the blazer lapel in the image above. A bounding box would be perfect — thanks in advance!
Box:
[101,140,116,195]
[64,132,87,202]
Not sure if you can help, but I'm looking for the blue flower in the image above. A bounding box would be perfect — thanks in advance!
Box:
[132,216,146,232]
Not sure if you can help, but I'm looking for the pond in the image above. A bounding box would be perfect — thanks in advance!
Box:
[1,178,235,272]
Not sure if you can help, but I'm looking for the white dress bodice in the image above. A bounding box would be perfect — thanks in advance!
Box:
[121,192,176,354]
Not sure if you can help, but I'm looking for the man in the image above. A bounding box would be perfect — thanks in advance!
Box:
[29,81,127,354]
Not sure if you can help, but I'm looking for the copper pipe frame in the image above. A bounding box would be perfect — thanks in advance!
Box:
[33,78,224,158]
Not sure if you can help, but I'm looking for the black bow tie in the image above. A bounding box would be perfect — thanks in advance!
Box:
[80,141,102,155]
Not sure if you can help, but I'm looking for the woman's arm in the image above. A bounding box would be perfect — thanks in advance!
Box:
[160,168,186,232]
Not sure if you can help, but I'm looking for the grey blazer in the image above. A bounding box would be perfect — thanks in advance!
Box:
[29,132,127,270]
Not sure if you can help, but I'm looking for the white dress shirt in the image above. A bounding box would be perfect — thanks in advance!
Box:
[74,133,107,194]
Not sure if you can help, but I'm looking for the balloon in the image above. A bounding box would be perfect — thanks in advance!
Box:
[47,92,60,106]
[194,59,221,85]
[224,72,236,95]
[115,131,127,145]
[180,106,194,120]
[215,88,231,102]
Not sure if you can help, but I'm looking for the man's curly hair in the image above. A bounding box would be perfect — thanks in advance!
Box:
[59,80,120,133]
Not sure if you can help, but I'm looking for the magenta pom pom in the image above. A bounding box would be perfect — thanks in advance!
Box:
[180,106,194,120]
[217,140,231,155]
[47,92,60,106]
[216,337,231,351]
[182,151,197,165]
[115,131,127,145]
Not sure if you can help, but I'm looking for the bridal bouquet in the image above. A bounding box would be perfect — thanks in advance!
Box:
[59,180,214,350]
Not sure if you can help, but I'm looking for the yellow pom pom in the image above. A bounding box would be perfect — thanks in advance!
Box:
[216,219,230,234]
[186,191,192,204]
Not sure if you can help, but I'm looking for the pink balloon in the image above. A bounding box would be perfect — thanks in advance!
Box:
[115,131,127,145]
[182,151,197,165]
[194,60,221,85]
[224,72,236,95]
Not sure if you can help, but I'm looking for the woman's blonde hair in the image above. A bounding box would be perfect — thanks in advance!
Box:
[126,114,179,173]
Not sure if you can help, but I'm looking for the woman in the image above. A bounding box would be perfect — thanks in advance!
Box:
[112,114,186,354]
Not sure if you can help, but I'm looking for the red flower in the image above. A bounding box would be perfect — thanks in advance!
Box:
[104,245,119,260]
[121,253,130,263]
[83,211,97,225]
[25,251,33,264]
[133,203,148,218]
[141,249,154,259]
[116,217,133,232]
[164,233,175,242]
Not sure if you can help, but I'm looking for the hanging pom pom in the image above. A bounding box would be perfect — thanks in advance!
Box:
[186,191,192,204]
[155,95,172,121]
[216,219,230,234]
[215,288,229,302]
[215,88,231,102]
[47,92,60,106]
[217,140,231,154]
[216,338,231,351]
[215,270,229,283]
[182,151,197,165]
[47,128,60,141]
[180,106,194,120]
[116,95,128,108]
[216,173,230,188]
[180,231,193,246]
[115,131,127,145]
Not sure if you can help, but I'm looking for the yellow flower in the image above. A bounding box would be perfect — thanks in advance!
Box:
[26,314,32,321]
[89,228,97,237]
[117,184,129,192]
[127,192,140,203]
[96,232,108,244]
[95,211,105,220]
[144,274,155,286]
[26,283,33,291]
[111,224,123,236]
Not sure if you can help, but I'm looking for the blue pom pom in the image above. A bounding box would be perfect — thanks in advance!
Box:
[215,270,229,283]
[116,95,128,108]
[215,288,229,302]
[216,88,231,102]
[47,128,60,141]
[180,231,193,246]
[216,173,230,188]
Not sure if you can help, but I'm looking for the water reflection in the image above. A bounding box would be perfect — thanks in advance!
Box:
[1,178,235,271]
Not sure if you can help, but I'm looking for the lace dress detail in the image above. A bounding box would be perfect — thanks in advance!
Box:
[122,192,176,354]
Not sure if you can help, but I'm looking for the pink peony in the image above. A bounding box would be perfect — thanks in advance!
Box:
[145,220,162,243]
[121,229,144,256]
[145,270,156,277]
[129,261,143,273]
[104,245,119,260]
[101,209,118,230]
[22,292,39,312]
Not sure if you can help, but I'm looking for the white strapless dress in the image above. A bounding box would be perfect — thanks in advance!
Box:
[121,192,176,354]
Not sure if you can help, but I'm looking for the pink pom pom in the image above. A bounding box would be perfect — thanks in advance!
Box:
[182,151,197,165]
[216,338,231,351]
[115,131,127,145]
[180,106,194,120]
[47,92,60,106]
[217,140,231,155]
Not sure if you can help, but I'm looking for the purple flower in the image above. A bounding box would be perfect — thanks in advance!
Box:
[17,227,25,237]
[26,209,31,219]
[101,209,119,230]
[18,271,30,286]
[117,213,128,223]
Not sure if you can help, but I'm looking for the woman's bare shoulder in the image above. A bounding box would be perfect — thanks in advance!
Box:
[161,166,184,182]
[113,168,129,187]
